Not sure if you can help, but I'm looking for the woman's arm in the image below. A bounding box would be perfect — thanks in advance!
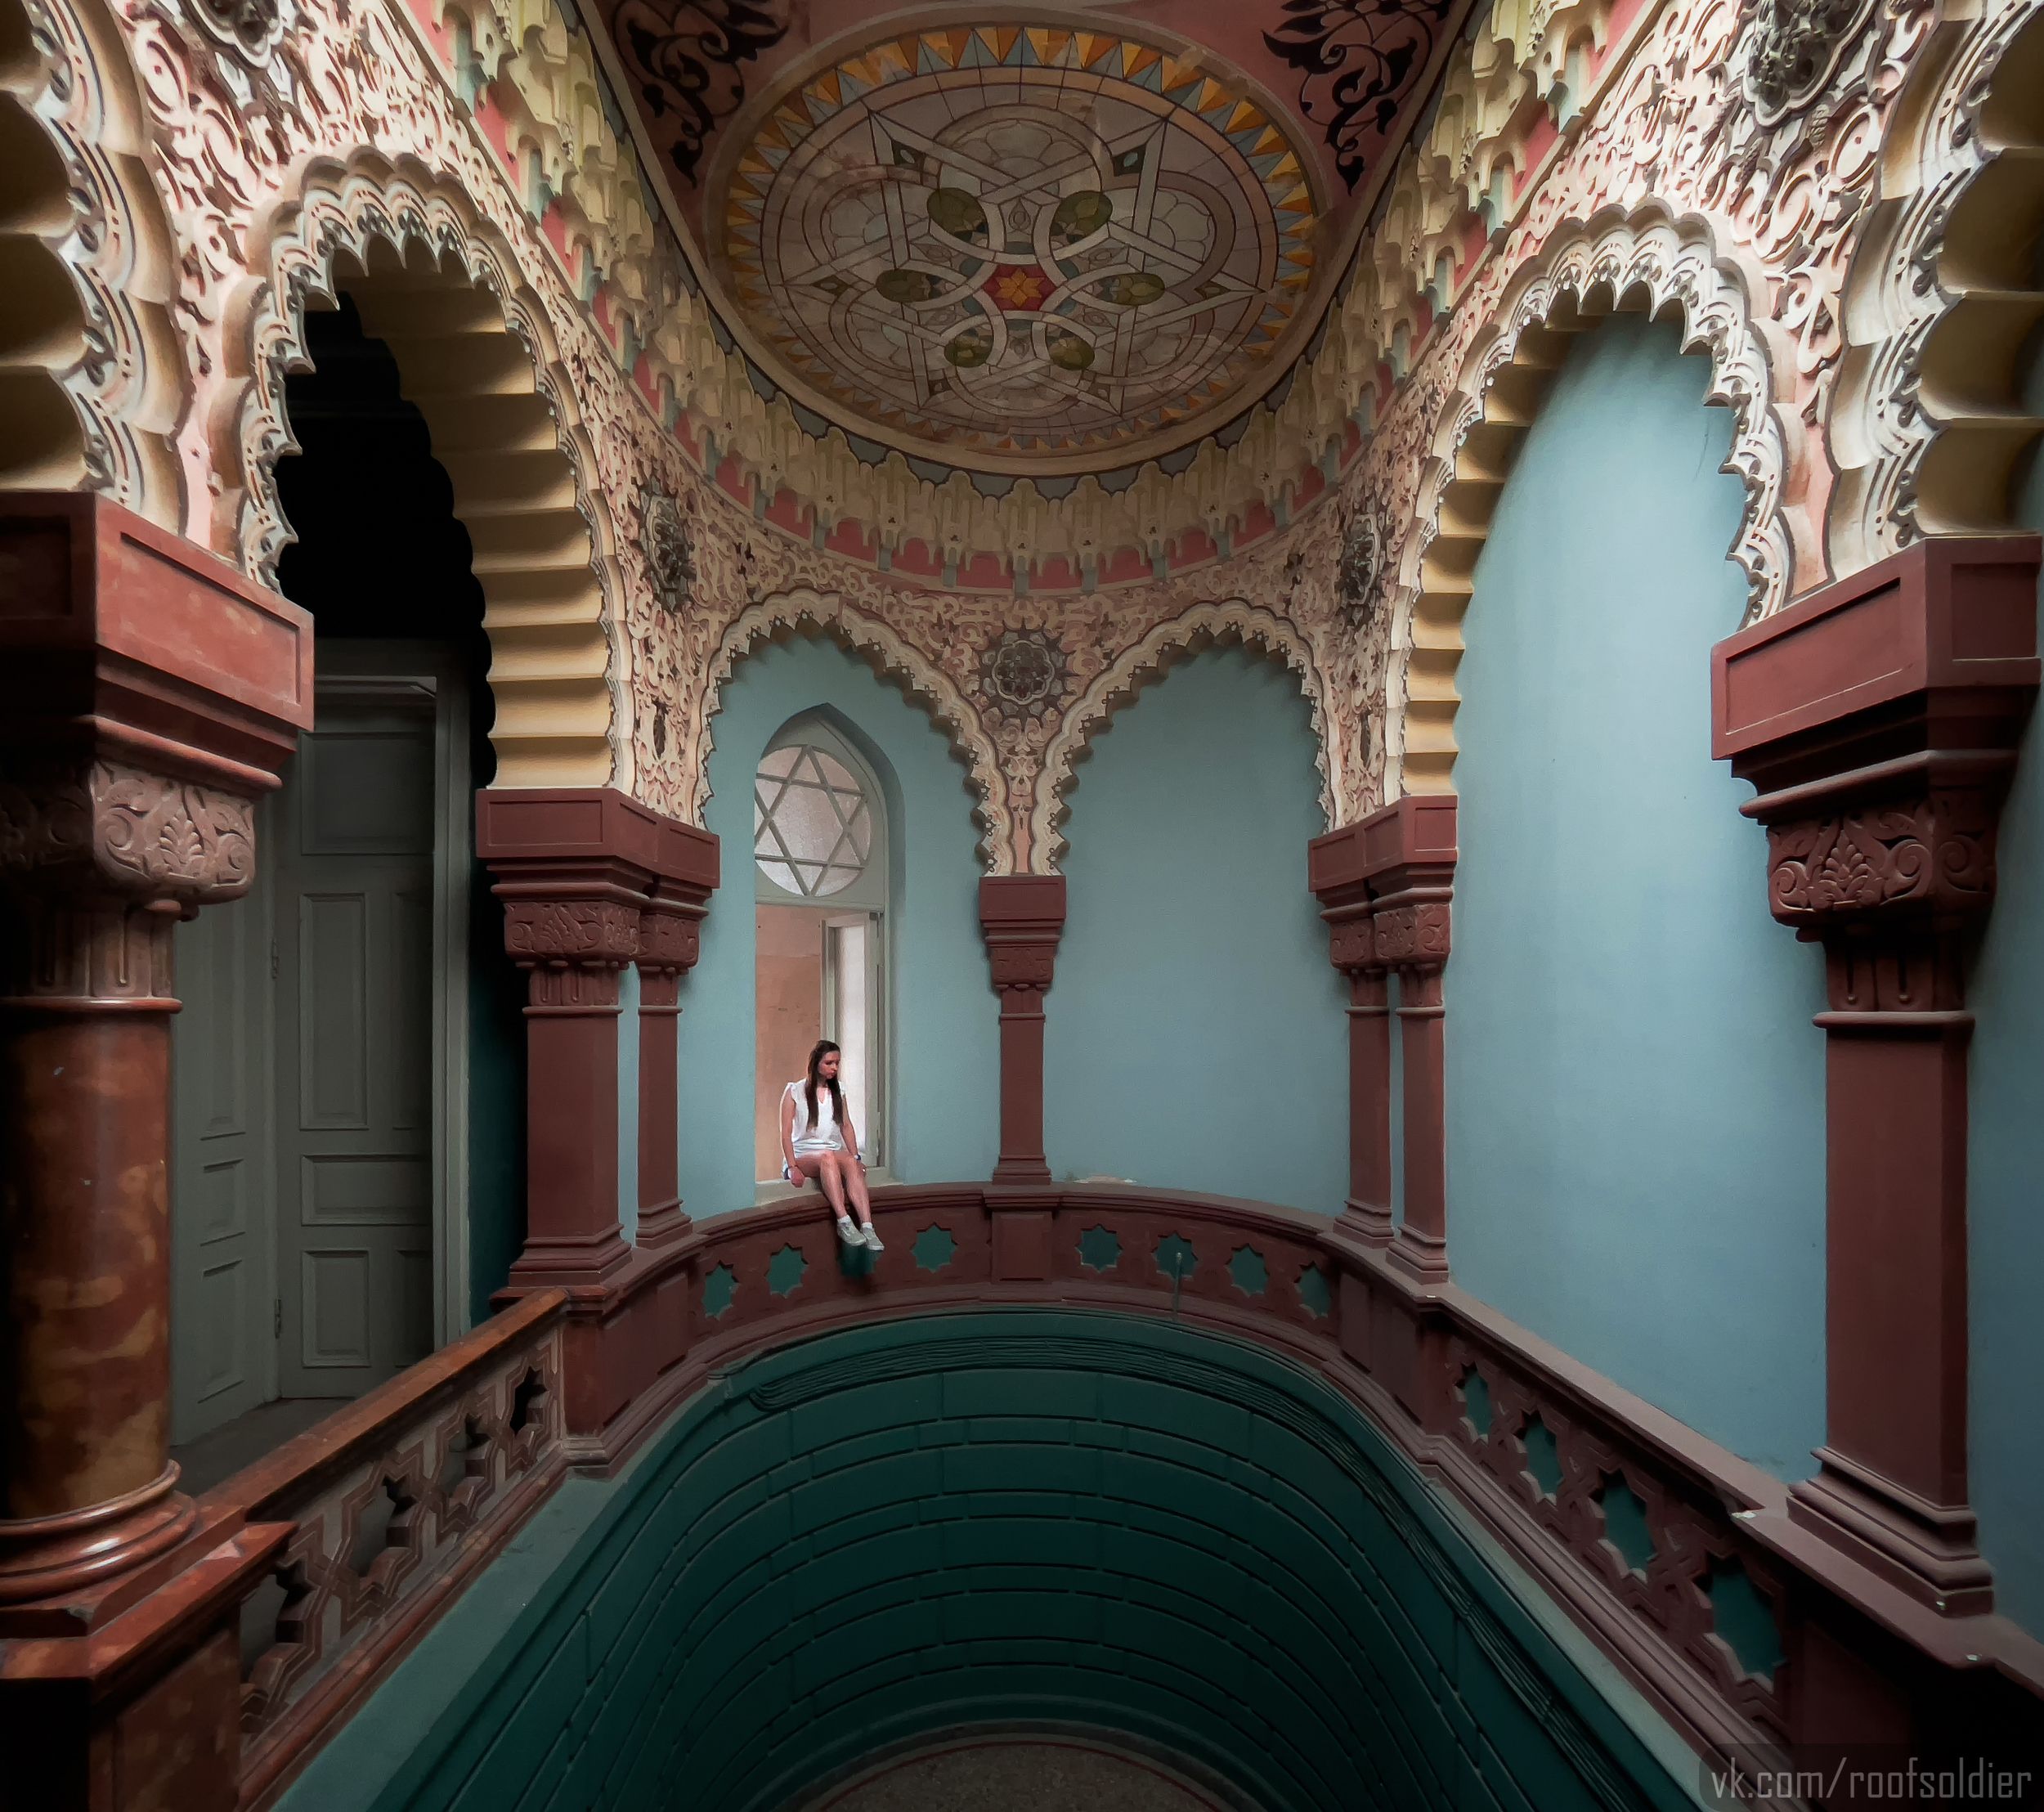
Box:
[840,1104,860,1164]
[780,1088,797,1169]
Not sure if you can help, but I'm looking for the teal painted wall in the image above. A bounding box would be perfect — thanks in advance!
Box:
[1044,648,1347,1209]
[1445,313,1827,1479]
[1962,343,2044,1636]
[283,1311,1697,1812]
[467,852,525,1325]
[676,636,998,1215]
[618,962,640,1247]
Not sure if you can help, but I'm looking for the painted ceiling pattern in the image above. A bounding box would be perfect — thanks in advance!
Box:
[596,0,1462,476]
[29,0,2032,861]
[719,27,1320,467]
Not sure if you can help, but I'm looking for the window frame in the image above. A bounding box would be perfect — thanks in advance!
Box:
[754,714,890,1172]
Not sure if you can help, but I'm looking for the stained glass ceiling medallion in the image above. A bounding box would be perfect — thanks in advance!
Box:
[594,3,1466,477]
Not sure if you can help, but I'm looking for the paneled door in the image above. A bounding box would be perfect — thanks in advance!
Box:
[169,868,276,1442]
[272,676,439,1396]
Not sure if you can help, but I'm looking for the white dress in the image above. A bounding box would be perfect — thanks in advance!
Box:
[782,1080,847,1181]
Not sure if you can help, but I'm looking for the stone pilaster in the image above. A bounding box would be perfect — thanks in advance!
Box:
[1309,796,1456,1271]
[1714,533,2042,1616]
[635,855,716,1250]
[478,790,717,1285]
[979,875,1066,1186]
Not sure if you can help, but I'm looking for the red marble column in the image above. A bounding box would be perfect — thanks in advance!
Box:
[478,791,715,1285]
[1713,535,2041,1616]
[1308,823,1392,1240]
[1310,799,1456,1268]
[0,497,311,1612]
[979,875,1066,1185]
[0,494,311,1811]
[636,858,715,1250]
[1380,899,1453,1284]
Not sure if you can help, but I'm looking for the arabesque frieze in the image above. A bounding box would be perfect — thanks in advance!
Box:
[5,0,2034,858]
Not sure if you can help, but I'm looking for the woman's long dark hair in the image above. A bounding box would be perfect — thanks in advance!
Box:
[804,1039,845,1131]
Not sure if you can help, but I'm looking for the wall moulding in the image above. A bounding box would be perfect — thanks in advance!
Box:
[1380,209,1798,798]
[222,158,627,791]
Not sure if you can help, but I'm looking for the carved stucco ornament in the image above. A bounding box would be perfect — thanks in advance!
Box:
[642,489,696,617]
[1337,509,1385,631]
[1737,0,1882,126]
[979,629,1069,726]
[0,760,256,901]
[183,0,287,67]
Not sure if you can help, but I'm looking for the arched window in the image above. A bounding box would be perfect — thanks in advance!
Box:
[754,714,889,1181]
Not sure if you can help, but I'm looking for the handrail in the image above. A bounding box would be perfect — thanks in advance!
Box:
[173,1182,2044,1807]
[517,1181,2044,1790]
[215,1289,569,1808]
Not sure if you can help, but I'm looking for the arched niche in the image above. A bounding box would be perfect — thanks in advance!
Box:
[1382,209,1798,797]
[222,159,625,791]
[1031,601,1333,873]
[701,590,1007,870]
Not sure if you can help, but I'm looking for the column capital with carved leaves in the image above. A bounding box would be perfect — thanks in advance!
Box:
[0,493,313,1810]
[1713,534,2042,1617]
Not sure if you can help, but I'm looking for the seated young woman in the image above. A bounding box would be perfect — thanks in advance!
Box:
[779,1038,881,1251]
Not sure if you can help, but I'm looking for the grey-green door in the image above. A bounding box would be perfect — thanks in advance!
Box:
[169,867,276,1443]
[273,681,437,1397]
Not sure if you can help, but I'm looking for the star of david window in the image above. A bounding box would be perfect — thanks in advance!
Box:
[752,716,890,1186]
[754,744,872,898]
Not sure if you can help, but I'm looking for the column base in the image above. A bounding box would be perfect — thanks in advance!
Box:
[508,1228,634,1288]
[1386,1226,1450,1282]
[1337,1200,1393,1245]
[992,1156,1053,1186]
[0,1464,195,1606]
[1788,1447,1994,1616]
[635,1200,693,1250]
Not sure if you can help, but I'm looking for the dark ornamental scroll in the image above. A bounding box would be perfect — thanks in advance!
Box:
[612,0,789,186]
[1265,0,1457,191]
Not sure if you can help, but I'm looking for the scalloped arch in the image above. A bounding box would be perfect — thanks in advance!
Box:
[1031,602,1334,874]
[697,590,1012,874]
[1827,2,2044,572]
[1383,209,1796,796]
[220,155,625,790]
[0,0,185,524]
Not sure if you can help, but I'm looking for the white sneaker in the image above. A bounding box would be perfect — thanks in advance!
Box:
[835,1216,861,1248]
[859,1223,885,1252]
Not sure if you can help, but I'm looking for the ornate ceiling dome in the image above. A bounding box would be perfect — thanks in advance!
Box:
[595,2,1463,480]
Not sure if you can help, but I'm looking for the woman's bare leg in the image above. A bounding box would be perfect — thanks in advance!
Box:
[843,1161,873,1227]
[814,1151,852,1220]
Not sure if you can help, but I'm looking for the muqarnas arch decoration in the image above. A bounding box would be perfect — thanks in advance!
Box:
[697,588,1014,872]
[1382,209,1800,796]
[0,0,185,525]
[222,159,626,789]
[1031,600,1334,873]
[1829,0,2044,570]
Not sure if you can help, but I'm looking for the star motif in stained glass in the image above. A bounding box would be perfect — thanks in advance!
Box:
[754,743,871,899]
